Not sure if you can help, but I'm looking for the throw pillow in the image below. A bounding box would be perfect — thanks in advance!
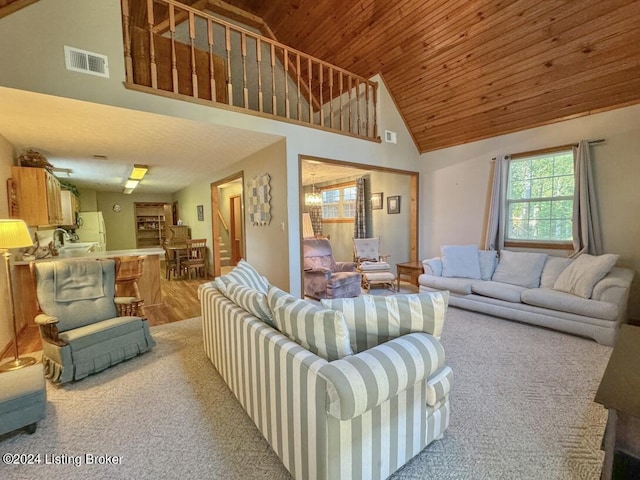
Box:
[477,250,498,280]
[441,245,481,279]
[214,259,269,294]
[321,291,449,353]
[268,286,353,361]
[491,250,547,288]
[223,282,274,326]
[553,253,618,298]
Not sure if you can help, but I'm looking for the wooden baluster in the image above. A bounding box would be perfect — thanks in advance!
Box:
[169,4,178,93]
[146,0,157,89]
[207,19,216,102]
[271,44,277,116]
[284,48,290,119]
[372,82,378,139]
[356,78,361,136]
[121,0,133,84]
[241,32,248,108]
[256,38,263,112]
[189,12,198,98]
[225,26,232,105]
[319,64,324,127]
[308,58,313,124]
[348,75,353,133]
[338,71,344,132]
[365,79,370,137]
[296,54,301,121]
[329,67,334,129]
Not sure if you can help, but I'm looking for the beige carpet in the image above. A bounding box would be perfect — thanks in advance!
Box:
[1,307,611,479]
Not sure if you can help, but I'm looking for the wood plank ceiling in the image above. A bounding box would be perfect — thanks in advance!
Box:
[222,0,640,153]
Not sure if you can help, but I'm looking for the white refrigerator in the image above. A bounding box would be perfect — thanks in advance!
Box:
[77,211,107,252]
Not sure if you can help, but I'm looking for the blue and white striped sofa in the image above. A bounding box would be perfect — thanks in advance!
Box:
[199,271,452,480]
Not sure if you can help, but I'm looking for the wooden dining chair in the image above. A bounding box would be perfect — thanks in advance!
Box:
[162,241,181,280]
[183,238,207,279]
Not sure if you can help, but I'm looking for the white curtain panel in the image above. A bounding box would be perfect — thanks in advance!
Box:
[571,140,603,257]
[484,154,510,250]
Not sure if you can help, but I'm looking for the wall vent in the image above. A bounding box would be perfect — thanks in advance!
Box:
[384,130,397,144]
[64,46,109,78]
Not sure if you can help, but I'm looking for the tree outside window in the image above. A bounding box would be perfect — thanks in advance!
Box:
[506,149,574,245]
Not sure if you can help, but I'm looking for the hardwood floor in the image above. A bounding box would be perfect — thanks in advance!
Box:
[11,272,211,356]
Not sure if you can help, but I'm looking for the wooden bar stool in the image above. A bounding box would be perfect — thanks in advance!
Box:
[114,256,146,313]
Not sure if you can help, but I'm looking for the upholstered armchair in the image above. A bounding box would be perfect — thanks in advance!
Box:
[303,238,362,299]
[353,237,397,292]
[34,259,156,384]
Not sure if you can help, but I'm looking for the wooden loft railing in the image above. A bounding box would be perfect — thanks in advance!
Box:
[121,0,379,141]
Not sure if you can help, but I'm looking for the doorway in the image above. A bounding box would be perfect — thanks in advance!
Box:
[210,172,244,278]
[230,194,243,265]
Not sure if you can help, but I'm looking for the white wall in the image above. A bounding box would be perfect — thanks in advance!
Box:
[0,135,15,357]
[173,140,289,289]
[420,103,640,320]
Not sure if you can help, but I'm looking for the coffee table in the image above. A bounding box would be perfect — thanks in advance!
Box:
[396,261,424,291]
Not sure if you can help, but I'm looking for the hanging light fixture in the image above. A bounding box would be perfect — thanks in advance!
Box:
[304,173,323,206]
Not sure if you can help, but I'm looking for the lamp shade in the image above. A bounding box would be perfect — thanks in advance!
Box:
[0,219,33,249]
[302,213,314,238]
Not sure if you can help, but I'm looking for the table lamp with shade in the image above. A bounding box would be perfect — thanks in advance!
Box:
[0,219,36,372]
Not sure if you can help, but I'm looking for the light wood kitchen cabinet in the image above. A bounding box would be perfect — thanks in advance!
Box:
[60,190,79,226]
[11,166,64,226]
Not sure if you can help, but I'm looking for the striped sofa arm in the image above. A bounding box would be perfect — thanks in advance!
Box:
[319,332,445,421]
[426,366,453,406]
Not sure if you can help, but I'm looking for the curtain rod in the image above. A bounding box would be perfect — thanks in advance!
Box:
[491,138,607,160]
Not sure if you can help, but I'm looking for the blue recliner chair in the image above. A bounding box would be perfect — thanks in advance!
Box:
[34,259,156,384]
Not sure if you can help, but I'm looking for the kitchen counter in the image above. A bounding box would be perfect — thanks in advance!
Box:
[13,248,164,331]
[14,247,164,265]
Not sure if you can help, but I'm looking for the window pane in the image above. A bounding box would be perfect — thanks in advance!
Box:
[322,189,339,203]
[505,149,574,242]
[322,204,339,218]
[343,187,357,202]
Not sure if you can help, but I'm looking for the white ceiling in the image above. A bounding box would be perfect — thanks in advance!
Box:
[0,87,282,194]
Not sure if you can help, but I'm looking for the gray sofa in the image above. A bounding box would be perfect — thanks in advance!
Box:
[419,247,634,346]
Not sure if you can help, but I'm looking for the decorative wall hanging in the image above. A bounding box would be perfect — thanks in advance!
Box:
[371,192,383,210]
[248,173,271,226]
[197,205,204,221]
[387,195,401,214]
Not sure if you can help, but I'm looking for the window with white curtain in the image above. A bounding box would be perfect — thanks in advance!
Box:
[506,149,574,245]
[321,183,357,222]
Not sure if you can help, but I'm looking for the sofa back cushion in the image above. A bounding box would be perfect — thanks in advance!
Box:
[553,253,619,298]
[491,250,547,288]
[440,245,481,279]
[214,259,269,294]
[478,250,498,280]
[540,256,573,288]
[267,286,353,361]
[321,291,449,353]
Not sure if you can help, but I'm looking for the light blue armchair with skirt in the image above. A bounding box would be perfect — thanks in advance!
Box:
[34,259,156,384]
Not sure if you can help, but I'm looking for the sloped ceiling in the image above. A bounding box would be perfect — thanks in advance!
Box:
[224,0,640,153]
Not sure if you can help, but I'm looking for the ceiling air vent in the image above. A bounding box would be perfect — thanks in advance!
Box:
[64,46,109,78]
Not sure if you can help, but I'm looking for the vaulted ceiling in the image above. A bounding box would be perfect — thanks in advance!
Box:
[3,0,640,156]
[222,0,640,153]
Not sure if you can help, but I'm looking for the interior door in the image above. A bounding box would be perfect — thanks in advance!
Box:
[230,195,243,265]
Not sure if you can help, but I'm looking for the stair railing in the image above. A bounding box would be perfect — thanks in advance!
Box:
[121,0,379,141]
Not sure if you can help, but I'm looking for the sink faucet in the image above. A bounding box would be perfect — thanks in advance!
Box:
[53,228,71,248]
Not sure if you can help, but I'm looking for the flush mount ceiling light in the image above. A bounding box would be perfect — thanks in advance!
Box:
[124,179,139,189]
[129,164,148,180]
[122,165,148,194]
